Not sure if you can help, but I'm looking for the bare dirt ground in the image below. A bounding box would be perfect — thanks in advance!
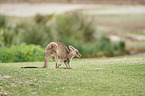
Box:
[0,3,145,17]
[0,3,96,17]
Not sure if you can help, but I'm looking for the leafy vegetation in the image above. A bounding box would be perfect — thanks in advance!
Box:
[0,12,127,62]
[21,24,52,47]
[0,15,6,27]
[87,13,145,53]
[0,56,144,95]
[0,43,44,63]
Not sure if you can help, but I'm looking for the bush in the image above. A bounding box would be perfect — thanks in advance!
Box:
[21,23,52,47]
[34,14,54,24]
[0,43,45,63]
[0,12,127,60]
[54,12,95,43]
[50,12,126,57]
[0,26,18,47]
[0,15,6,27]
[53,12,127,57]
[119,41,126,52]
[35,14,49,24]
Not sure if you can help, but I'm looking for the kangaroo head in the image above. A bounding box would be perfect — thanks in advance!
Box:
[69,45,81,58]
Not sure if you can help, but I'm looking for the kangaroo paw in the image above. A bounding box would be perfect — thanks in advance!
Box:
[42,66,48,68]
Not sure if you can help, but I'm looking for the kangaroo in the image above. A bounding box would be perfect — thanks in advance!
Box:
[43,42,81,69]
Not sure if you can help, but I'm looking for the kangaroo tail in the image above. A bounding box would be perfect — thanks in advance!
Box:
[42,52,49,68]
[43,42,57,68]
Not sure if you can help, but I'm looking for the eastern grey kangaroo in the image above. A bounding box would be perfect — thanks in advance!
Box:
[43,42,81,69]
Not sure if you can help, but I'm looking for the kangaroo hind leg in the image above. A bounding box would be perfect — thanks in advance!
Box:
[55,56,62,69]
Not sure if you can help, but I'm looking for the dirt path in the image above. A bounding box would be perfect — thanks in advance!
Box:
[84,5,145,15]
[0,3,96,17]
[0,3,145,17]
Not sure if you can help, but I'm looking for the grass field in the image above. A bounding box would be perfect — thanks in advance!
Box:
[0,56,145,96]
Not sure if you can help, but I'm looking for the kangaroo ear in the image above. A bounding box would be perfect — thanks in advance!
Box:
[69,45,75,51]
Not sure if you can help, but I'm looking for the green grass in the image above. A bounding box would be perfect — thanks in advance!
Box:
[0,56,145,96]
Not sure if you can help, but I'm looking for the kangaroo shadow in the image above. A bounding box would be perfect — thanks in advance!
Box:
[21,66,71,69]
[21,66,41,68]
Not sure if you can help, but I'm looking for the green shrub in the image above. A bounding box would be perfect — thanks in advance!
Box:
[35,14,48,24]
[0,43,45,63]
[51,12,126,57]
[0,15,6,27]
[34,14,54,24]
[21,23,52,47]
[0,26,18,47]
[119,41,126,52]
[0,12,127,60]
[54,12,95,43]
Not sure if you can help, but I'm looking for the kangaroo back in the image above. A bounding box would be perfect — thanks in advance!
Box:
[55,42,69,59]
[45,42,57,51]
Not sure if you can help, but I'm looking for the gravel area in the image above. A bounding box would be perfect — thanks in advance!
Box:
[0,3,145,17]
[0,3,96,17]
